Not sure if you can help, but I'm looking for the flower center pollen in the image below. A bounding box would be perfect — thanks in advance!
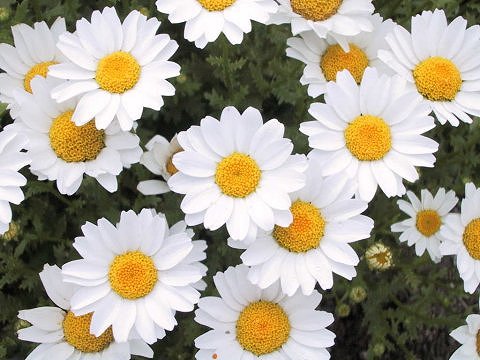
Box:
[215,152,261,198]
[24,61,57,93]
[273,200,325,253]
[291,0,342,21]
[197,0,236,11]
[49,110,105,162]
[236,301,290,356]
[463,218,480,260]
[477,330,480,355]
[413,56,462,101]
[321,44,369,83]
[108,251,158,300]
[345,115,391,161]
[415,210,441,237]
[63,311,113,353]
[166,150,182,176]
[96,51,141,94]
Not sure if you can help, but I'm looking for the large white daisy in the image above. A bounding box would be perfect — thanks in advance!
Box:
[0,17,66,114]
[391,188,458,263]
[10,76,142,195]
[378,9,480,126]
[270,0,374,50]
[299,67,438,202]
[18,264,153,360]
[156,0,277,49]
[61,209,207,344]
[230,160,373,295]
[450,310,480,360]
[137,134,181,196]
[0,129,30,234]
[440,183,480,293]
[167,106,308,242]
[286,13,394,97]
[194,264,335,359]
[49,7,180,131]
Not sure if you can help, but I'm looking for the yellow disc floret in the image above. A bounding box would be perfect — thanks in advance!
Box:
[197,0,236,11]
[415,209,441,237]
[463,218,480,260]
[413,56,462,101]
[345,115,391,161]
[273,200,325,253]
[63,311,113,353]
[215,152,261,198]
[49,110,105,163]
[476,330,480,355]
[108,251,158,300]
[166,150,182,176]
[96,51,141,94]
[321,44,369,83]
[291,0,342,21]
[24,61,57,93]
[236,301,290,356]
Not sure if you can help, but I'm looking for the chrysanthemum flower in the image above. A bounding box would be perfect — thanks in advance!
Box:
[286,14,394,97]
[231,161,373,295]
[18,264,153,360]
[450,310,480,359]
[300,68,438,202]
[378,9,480,126]
[10,76,142,195]
[365,243,393,270]
[0,130,29,235]
[156,0,277,49]
[391,188,457,263]
[62,209,207,344]
[440,183,480,293]
[137,134,181,196]
[168,106,308,242]
[194,265,335,359]
[49,7,180,131]
[271,0,374,49]
[0,18,66,114]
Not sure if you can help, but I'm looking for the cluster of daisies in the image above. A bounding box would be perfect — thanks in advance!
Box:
[0,0,479,359]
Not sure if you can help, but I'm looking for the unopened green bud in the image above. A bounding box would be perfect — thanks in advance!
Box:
[336,303,351,318]
[0,7,10,22]
[138,7,150,17]
[372,343,385,357]
[350,286,367,303]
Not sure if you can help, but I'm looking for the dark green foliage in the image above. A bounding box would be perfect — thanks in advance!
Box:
[0,0,479,358]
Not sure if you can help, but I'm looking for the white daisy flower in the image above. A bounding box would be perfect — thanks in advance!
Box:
[271,0,374,50]
[0,17,66,114]
[156,0,278,49]
[62,209,207,344]
[440,183,480,293]
[49,7,180,131]
[0,129,30,234]
[167,106,308,242]
[391,188,458,263]
[231,160,373,295]
[365,243,393,271]
[137,134,181,196]
[286,13,394,98]
[18,264,153,360]
[378,9,480,126]
[10,76,142,195]
[299,67,438,202]
[450,311,480,360]
[194,264,335,359]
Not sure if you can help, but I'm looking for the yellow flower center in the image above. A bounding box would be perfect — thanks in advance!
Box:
[463,218,480,260]
[273,200,325,253]
[477,330,480,355]
[236,301,290,356]
[345,115,391,161]
[108,251,158,300]
[49,110,105,163]
[24,61,57,93]
[62,311,113,353]
[415,210,441,237]
[321,44,369,83]
[291,0,342,21]
[96,51,141,94]
[166,149,182,176]
[197,0,236,11]
[215,152,261,198]
[413,56,462,101]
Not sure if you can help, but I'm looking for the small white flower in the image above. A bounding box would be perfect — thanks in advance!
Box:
[450,312,480,360]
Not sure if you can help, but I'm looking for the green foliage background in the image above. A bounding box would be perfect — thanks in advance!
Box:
[1,0,480,358]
